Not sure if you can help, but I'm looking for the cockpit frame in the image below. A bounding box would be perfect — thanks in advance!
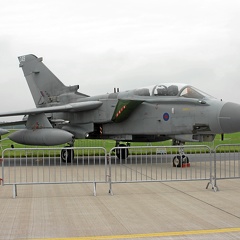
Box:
[134,83,214,100]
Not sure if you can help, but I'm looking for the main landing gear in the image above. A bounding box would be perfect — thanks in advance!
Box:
[172,140,190,168]
[61,147,74,162]
[115,142,129,160]
[61,139,75,163]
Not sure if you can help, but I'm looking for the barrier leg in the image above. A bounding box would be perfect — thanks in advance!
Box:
[93,182,97,196]
[206,176,219,192]
[109,181,113,196]
[12,184,17,199]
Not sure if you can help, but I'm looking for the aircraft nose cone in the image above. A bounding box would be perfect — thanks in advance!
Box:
[219,102,240,133]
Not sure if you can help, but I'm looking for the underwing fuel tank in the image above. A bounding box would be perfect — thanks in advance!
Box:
[8,128,73,146]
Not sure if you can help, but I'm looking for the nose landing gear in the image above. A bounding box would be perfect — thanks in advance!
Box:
[172,140,190,168]
[173,155,190,167]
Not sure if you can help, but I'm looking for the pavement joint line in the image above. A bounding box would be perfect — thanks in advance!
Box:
[121,165,240,220]
[28,227,240,240]
[162,181,240,220]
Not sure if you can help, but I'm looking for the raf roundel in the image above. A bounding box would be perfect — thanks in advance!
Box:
[163,112,170,121]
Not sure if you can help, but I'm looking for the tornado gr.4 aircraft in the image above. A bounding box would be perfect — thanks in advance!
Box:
[1,54,240,166]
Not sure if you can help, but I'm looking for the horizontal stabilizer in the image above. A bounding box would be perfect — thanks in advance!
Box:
[0,101,102,117]
[0,128,9,136]
[0,121,26,127]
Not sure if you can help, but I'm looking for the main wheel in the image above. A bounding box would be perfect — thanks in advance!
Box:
[116,144,129,160]
[61,148,74,163]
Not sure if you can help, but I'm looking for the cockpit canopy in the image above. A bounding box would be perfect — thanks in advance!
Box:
[133,83,214,100]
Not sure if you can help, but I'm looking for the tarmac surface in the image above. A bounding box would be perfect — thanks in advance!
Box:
[1,177,240,240]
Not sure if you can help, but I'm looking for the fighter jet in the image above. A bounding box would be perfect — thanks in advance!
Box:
[1,54,240,166]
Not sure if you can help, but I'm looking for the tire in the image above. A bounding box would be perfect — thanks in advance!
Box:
[181,155,189,163]
[61,148,74,163]
[173,155,189,167]
[116,144,129,160]
[173,155,182,167]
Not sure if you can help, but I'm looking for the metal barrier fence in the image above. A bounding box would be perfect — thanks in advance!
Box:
[108,145,213,194]
[213,144,240,190]
[1,147,108,197]
[2,144,240,198]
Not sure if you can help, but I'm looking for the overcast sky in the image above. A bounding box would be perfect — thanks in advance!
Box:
[1,0,240,120]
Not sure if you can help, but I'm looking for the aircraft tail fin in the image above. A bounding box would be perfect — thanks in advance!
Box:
[18,54,88,107]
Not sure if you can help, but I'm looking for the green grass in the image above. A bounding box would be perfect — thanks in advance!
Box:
[1,130,240,156]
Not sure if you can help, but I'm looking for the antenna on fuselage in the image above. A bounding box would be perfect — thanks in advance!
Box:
[114,88,120,93]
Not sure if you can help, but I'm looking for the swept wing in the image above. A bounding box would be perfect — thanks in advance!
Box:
[0,101,102,117]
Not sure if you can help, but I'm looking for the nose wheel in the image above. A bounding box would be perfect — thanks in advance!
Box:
[173,155,189,167]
